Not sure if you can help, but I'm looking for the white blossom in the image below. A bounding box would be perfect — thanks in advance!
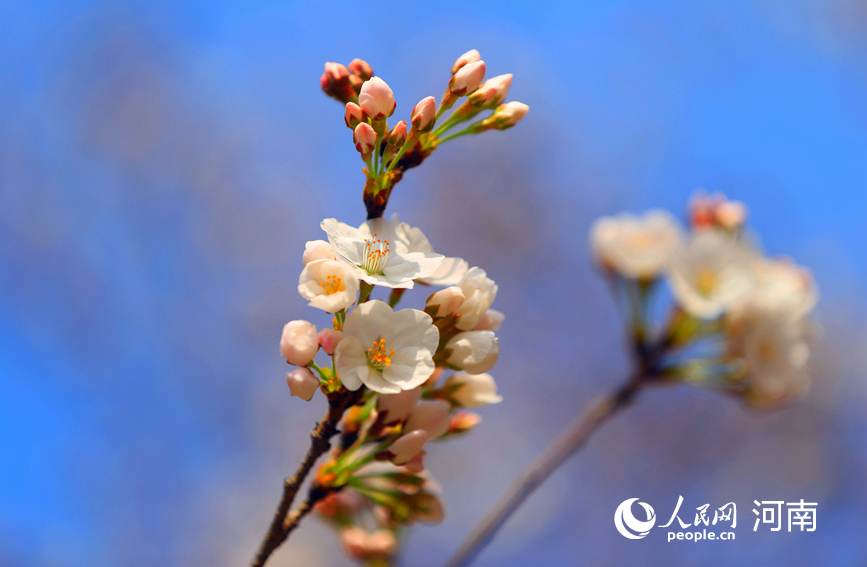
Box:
[736,257,818,321]
[335,300,439,394]
[298,259,359,313]
[418,256,469,286]
[302,239,338,266]
[667,229,758,319]
[321,215,444,289]
[590,210,683,279]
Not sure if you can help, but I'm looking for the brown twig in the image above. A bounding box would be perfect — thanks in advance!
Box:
[442,377,644,567]
[251,390,361,567]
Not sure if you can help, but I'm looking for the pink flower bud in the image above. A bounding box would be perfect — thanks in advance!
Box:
[286,368,319,401]
[451,49,481,74]
[449,411,482,434]
[302,239,337,266]
[324,62,349,81]
[411,96,437,132]
[493,101,529,128]
[280,320,319,366]
[449,60,486,96]
[353,122,377,154]
[320,62,356,103]
[318,328,343,355]
[358,77,396,119]
[340,527,397,561]
[485,74,513,102]
[715,200,748,231]
[344,102,365,129]
[387,429,429,465]
[377,386,422,425]
[426,286,465,317]
[412,491,444,523]
[387,120,407,147]
[405,400,451,439]
[349,58,374,81]
[473,309,504,331]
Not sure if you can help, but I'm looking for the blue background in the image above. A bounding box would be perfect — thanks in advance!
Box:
[2,1,866,565]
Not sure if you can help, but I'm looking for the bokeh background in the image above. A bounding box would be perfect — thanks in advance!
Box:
[2,1,867,565]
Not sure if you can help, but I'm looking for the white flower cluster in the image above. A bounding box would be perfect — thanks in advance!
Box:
[590,192,818,408]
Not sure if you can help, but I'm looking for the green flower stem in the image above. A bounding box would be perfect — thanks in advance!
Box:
[358,281,374,304]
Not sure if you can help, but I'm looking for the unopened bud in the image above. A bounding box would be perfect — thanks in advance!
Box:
[426,286,465,317]
[286,367,319,401]
[377,386,422,425]
[446,331,499,374]
[448,411,482,434]
[449,60,486,96]
[344,102,364,129]
[411,96,437,133]
[280,320,319,366]
[318,328,343,355]
[358,77,396,120]
[451,49,481,74]
[482,101,529,130]
[482,74,512,106]
[473,309,504,331]
[353,122,377,154]
[387,429,429,465]
[387,121,407,147]
[349,58,374,81]
[320,62,356,103]
[405,400,451,439]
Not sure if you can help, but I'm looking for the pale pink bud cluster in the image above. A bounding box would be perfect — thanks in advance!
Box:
[353,122,377,154]
[349,58,373,81]
[286,368,319,401]
[689,191,748,232]
[280,320,319,366]
[320,62,356,104]
[359,77,396,120]
[411,96,437,132]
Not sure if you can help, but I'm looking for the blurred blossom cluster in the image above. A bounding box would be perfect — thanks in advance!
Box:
[266,50,523,566]
[591,191,819,408]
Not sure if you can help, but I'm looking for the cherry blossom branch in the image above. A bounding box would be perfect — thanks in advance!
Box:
[443,376,645,567]
[251,389,362,567]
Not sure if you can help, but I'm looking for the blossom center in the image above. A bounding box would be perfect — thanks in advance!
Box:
[321,274,345,295]
[367,337,395,369]
[695,268,717,296]
[362,233,390,275]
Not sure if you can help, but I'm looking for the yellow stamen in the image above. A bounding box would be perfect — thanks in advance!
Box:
[321,274,345,295]
[367,337,395,369]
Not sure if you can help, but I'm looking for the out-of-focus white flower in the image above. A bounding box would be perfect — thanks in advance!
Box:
[359,77,396,119]
[417,256,469,286]
[353,122,377,154]
[590,210,683,279]
[426,286,465,317]
[387,429,429,465]
[321,215,445,289]
[340,527,396,561]
[473,309,504,331]
[318,328,344,356]
[411,96,437,132]
[667,230,758,319]
[446,330,499,374]
[377,386,422,425]
[302,239,337,266]
[286,368,319,401]
[405,400,451,439]
[298,259,359,313]
[412,490,445,523]
[449,60,486,95]
[738,313,812,408]
[280,320,319,366]
[447,372,503,407]
[335,301,439,393]
[454,267,498,330]
[451,49,481,74]
[736,258,818,321]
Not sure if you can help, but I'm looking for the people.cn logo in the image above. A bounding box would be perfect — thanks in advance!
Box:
[614,498,656,539]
